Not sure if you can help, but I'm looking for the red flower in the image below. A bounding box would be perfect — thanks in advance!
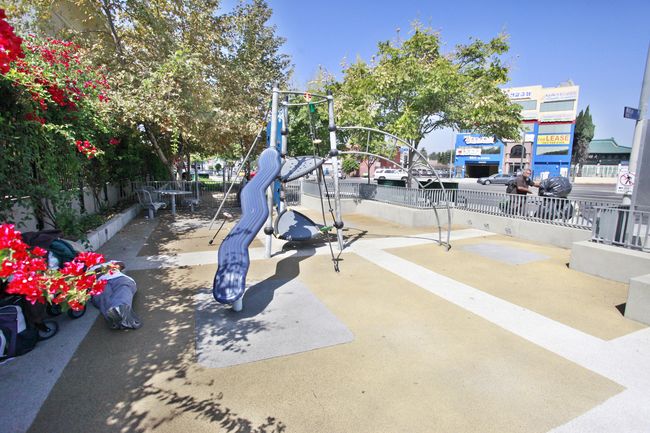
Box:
[90,279,106,296]
[0,259,15,278]
[1,222,103,312]
[32,246,47,257]
[68,299,84,311]
[75,139,99,158]
[49,278,69,294]
[0,10,25,75]
[60,260,85,276]
[109,137,120,146]
[76,251,105,267]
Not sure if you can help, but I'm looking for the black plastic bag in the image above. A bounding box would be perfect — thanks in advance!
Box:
[538,176,572,198]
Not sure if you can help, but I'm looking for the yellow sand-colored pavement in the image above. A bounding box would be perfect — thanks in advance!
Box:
[17,208,650,433]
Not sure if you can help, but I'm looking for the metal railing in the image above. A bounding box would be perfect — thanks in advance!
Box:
[454,189,620,229]
[284,181,301,205]
[136,179,302,210]
[571,164,620,178]
[592,207,650,252]
[303,180,620,230]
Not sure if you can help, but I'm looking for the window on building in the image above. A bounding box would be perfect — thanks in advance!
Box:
[538,123,572,134]
[510,145,526,158]
[520,123,535,132]
[540,100,575,112]
[536,145,569,156]
[515,100,537,110]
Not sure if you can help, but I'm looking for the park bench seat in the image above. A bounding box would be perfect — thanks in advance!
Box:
[135,189,167,218]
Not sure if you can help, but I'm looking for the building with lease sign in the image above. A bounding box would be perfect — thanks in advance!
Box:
[454,82,579,179]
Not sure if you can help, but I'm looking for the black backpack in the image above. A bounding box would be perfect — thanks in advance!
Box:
[49,239,78,267]
[505,179,517,194]
[0,303,38,360]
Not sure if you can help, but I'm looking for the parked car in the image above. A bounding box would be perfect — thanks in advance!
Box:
[477,173,516,185]
[410,168,436,183]
[374,168,408,182]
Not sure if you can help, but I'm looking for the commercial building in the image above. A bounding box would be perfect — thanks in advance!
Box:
[585,138,631,165]
[454,83,580,179]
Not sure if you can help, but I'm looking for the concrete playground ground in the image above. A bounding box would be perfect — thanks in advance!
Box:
[2,205,650,433]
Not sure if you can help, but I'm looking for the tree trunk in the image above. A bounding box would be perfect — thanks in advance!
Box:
[186,152,191,181]
[143,124,174,180]
[100,0,125,59]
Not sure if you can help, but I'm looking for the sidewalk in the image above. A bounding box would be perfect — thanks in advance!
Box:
[2,207,649,433]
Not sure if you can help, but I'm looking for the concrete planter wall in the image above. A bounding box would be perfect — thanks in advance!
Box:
[84,204,141,251]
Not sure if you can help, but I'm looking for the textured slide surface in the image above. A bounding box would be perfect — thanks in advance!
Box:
[213,148,281,304]
[275,209,323,241]
[279,155,324,181]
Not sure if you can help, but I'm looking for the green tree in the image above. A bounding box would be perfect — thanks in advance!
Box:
[437,150,455,165]
[214,0,291,164]
[572,106,595,175]
[335,23,521,169]
[11,0,290,179]
[341,157,360,175]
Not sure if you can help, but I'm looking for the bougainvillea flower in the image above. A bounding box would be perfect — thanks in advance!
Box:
[1,223,107,311]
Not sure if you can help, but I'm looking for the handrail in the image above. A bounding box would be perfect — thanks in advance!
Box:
[592,206,650,252]
[303,180,621,231]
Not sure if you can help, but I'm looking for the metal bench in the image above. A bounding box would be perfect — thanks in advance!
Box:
[135,189,167,218]
[183,198,200,212]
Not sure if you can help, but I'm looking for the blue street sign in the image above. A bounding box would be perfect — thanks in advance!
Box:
[624,106,640,120]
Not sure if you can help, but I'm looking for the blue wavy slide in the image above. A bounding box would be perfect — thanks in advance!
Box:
[213,147,282,305]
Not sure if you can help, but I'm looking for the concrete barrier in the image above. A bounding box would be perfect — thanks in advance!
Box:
[84,204,141,251]
[300,192,588,248]
[569,241,650,283]
[625,273,650,325]
[453,209,590,249]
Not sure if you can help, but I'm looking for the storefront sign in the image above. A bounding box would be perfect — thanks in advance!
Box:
[464,136,494,144]
[456,147,482,156]
[543,89,578,102]
[539,112,576,122]
[537,134,571,145]
[505,90,533,99]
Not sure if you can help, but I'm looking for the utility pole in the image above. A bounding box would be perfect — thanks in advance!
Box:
[623,43,650,207]
[520,130,525,173]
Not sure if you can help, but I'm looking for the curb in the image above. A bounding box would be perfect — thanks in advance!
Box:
[84,203,141,251]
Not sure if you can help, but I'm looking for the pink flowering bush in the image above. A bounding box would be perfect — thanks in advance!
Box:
[1,9,111,159]
[0,224,108,311]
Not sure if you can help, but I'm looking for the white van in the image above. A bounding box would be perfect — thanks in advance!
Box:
[373,168,407,181]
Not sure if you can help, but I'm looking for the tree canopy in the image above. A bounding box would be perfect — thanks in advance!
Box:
[334,23,521,151]
[8,0,291,178]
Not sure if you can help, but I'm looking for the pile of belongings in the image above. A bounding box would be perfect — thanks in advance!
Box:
[89,261,142,330]
[538,176,572,198]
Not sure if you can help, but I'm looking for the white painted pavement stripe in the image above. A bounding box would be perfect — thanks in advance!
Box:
[547,389,650,433]
[353,247,650,432]
[126,229,495,271]
[352,247,608,374]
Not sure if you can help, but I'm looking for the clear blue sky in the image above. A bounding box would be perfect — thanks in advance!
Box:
[231,0,650,152]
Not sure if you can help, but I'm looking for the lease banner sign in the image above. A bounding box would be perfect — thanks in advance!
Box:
[537,134,571,145]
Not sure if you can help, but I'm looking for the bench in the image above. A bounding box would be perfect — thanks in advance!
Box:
[135,189,167,218]
[183,198,200,212]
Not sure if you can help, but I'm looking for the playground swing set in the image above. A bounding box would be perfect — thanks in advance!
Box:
[211,87,453,312]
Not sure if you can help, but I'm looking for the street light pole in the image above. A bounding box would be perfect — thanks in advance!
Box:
[520,131,525,173]
[623,43,650,207]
